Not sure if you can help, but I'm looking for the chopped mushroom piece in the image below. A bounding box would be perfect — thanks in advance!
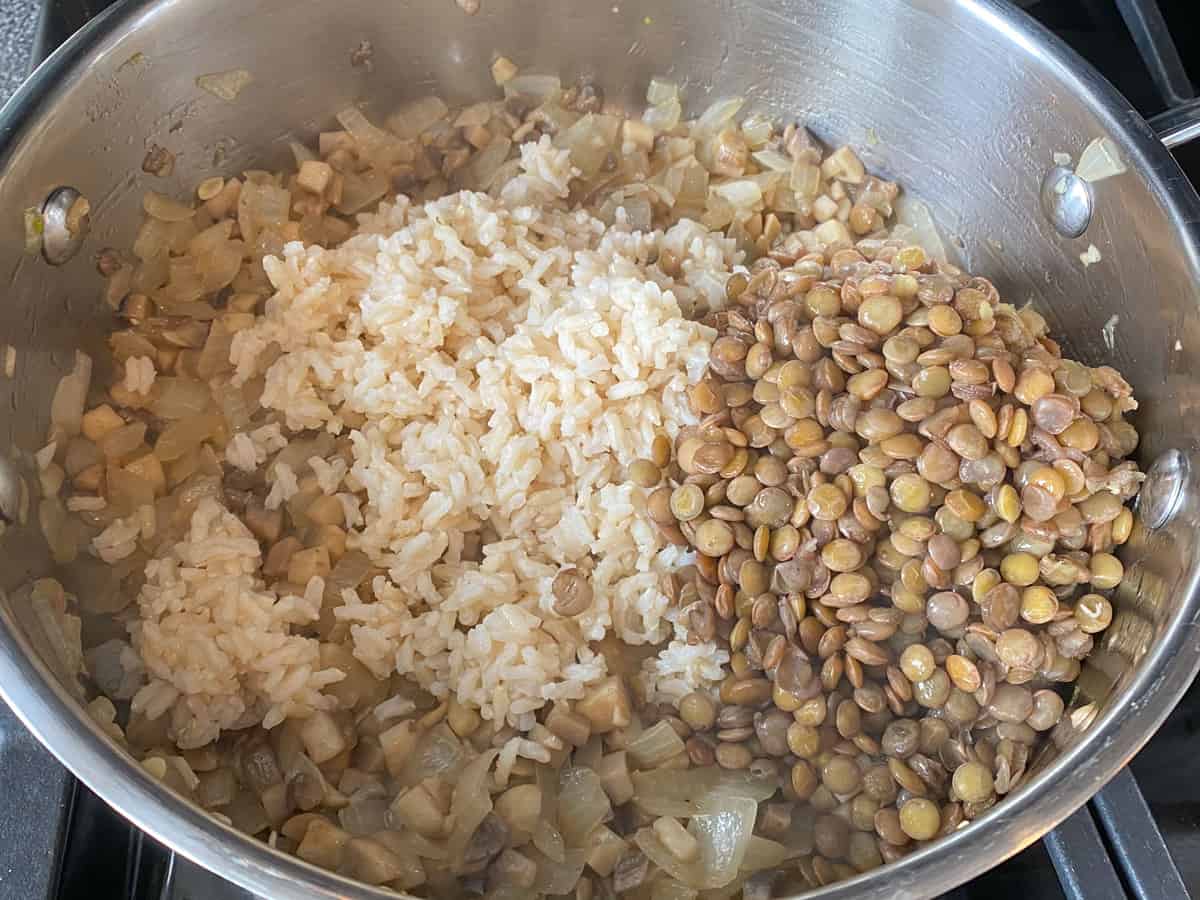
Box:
[594,751,634,806]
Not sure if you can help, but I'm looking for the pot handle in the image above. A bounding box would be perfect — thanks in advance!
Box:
[1149,98,1200,150]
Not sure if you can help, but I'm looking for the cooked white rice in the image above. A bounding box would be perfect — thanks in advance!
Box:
[131,138,740,738]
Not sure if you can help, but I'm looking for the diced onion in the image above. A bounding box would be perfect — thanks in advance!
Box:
[446,749,499,869]
[154,413,222,462]
[338,785,391,835]
[695,98,744,135]
[740,835,788,871]
[740,113,774,148]
[556,767,611,847]
[530,847,587,896]
[50,351,92,435]
[1075,136,1127,183]
[398,723,467,787]
[712,180,762,210]
[238,181,291,245]
[289,140,316,167]
[557,115,620,178]
[143,191,196,223]
[892,197,948,265]
[626,720,686,769]
[633,797,757,889]
[646,78,679,105]
[463,137,513,192]
[150,378,211,420]
[196,69,253,101]
[503,74,562,103]
[388,96,449,139]
[630,767,779,818]
[751,149,792,173]
[643,99,682,133]
[335,170,390,215]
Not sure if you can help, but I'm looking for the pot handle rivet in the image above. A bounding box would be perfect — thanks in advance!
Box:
[1039,165,1093,239]
[40,186,91,266]
[1138,449,1189,530]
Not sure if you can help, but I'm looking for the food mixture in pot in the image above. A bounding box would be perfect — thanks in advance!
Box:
[22,62,1144,897]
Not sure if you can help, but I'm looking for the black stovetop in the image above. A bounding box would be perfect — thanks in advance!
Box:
[3,1,1200,898]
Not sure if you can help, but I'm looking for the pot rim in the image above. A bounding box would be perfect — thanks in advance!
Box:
[2,1,1199,898]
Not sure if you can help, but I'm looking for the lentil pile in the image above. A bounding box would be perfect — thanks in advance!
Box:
[21,58,1145,899]
[627,214,1144,884]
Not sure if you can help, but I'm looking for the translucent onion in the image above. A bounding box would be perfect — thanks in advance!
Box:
[712,180,762,210]
[463,137,513,192]
[398,723,467,787]
[633,797,757,889]
[675,161,710,209]
[154,413,222,462]
[695,98,744,136]
[150,378,211,420]
[197,239,245,292]
[529,847,587,896]
[390,830,449,860]
[106,465,155,516]
[643,99,682,133]
[556,767,611,847]
[483,888,538,900]
[188,218,233,255]
[387,96,450,139]
[446,749,499,869]
[196,69,253,101]
[557,115,620,179]
[893,197,948,265]
[646,78,680,105]
[238,181,292,245]
[335,170,391,215]
[167,218,199,254]
[133,218,173,262]
[1075,136,1127,183]
[751,149,793,173]
[619,196,653,232]
[109,331,157,363]
[740,113,774,149]
[104,265,133,310]
[630,767,778,818]
[132,253,169,293]
[289,140,317,167]
[626,720,686,769]
[156,261,207,308]
[789,161,820,198]
[143,191,196,223]
[50,351,92,435]
[98,421,147,460]
[197,323,236,381]
[534,820,566,864]
[339,784,392,835]
[503,74,562,103]
[740,835,788,871]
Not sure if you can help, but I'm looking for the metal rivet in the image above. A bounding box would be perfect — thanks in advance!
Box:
[1137,449,1188,531]
[1039,165,1093,239]
[40,186,90,266]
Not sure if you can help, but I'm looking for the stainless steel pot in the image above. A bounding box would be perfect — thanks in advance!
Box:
[2,1,1200,897]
